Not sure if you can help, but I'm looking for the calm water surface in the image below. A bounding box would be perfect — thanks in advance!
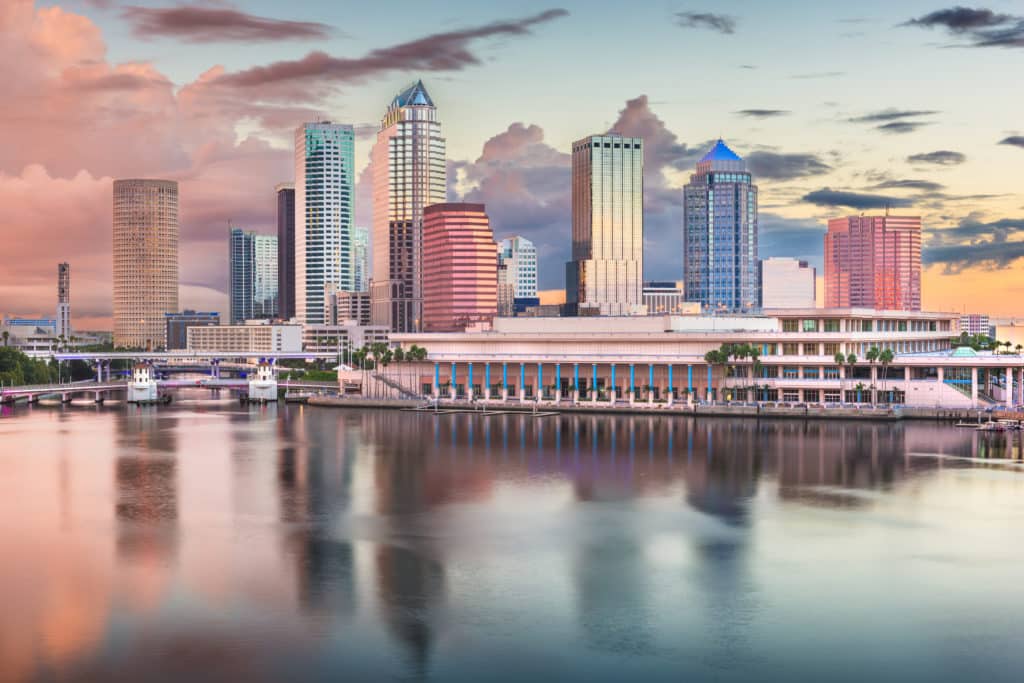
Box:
[2,392,1024,682]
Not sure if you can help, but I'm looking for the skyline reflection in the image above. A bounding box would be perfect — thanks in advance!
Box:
[1,404,1023,681]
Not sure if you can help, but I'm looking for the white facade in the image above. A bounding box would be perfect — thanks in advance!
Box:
[295,122,355,325]
[187,323,302,353]
[960,314,990,336]
[498,236,538,299]
[760,257,816,309]
[303,323,389,353]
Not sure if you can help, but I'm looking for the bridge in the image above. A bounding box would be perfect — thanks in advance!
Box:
[53,351,339,382]
[0,378,338,405]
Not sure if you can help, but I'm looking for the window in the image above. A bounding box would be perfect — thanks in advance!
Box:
[783,367,800,379]
[782,320,799,332]
[862,320,873,332]
[823,319,840,332]
[824,391,841,403]
[804,390,820,403]
[802,319,819,332]
[803,343,819,356]
[823,342,840,356]
[783,343,799,355]
[783,391,800,402]
[824,367,840,379]
[803,367,819,379]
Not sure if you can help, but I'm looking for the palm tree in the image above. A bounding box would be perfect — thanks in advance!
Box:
[834,351,846,404]
[704,348,727,403]
[865,346,879,404]
[2,331,8,347]
[1016,344,1023,356]
[846,353,859,403]
[879,348,895,402]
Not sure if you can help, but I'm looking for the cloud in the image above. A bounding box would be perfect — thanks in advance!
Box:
[904,7,1013,32]
[907,150,966,165]
[449,123,570,289]
[734,109,790,118]
[902,7,1024,48]
[999,136,1024,148]
[924,214,1024,272]
[746,152,831,181]
[849,109,940,123]
[870,179,945,192]
[211,9,568,95]
[759,214,827,271]
[120,4,334,42]
[802,189,915,210]
[675,11,736,34]
[878,121,931,134]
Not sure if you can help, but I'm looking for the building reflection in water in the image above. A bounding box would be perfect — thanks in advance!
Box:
[5,402,1024,682]
[277,406,358,618]
[113,409,179,611]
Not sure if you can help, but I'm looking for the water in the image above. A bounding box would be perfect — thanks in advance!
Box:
[2,393,1024,682]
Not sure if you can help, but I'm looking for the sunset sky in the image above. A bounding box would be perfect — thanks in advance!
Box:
[2,0,1023,328]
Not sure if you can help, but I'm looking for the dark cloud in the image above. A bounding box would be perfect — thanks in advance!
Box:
[877,121,931,134]
[903,7,1013,32]
[675,12,736,34]
[734,109,790,118]
[999,136,1024,148]
[802,188,914,210]
[870,179,946,192]
[849,109,939,123]
[213,9,568,93]
[121,4,334,42]
[66,71,172,92]
[902,7,1024,48]
[759,214,827,271]
[746,152,831,181]
[907,150,966,166]
[924,215,1024,272]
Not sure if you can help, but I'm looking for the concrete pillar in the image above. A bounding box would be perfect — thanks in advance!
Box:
[1007,367,1014,408]
[971,366,978,407]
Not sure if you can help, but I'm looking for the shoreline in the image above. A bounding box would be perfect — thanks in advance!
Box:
[306,396,1008,423]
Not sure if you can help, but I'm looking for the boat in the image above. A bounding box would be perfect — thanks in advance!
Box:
[977,421,1009,432]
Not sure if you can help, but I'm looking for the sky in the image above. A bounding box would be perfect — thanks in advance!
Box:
[1,0,1023,328]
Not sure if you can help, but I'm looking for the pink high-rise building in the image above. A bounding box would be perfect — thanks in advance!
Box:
[824,215,921,310]
[422,203,497,332]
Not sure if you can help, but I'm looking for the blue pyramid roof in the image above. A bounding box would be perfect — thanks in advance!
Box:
[393,80,434,108]
[700,139,742,162]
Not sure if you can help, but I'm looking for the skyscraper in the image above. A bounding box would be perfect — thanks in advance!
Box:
[295,122,355,325]
[565,134,645,316]
[352,226,369,292]
[57,262,70,338]
[371,81,446,332]
[683,140,759,313]
[229,228,278,323]
[113,179,178,349]
[276,182,295,320]
[759,257,816,309]
[422,203,497,332]
[824,215,921,310]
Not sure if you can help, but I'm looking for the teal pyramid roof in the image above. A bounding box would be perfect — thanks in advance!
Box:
[700,139,742,162]
[393,80,434,108]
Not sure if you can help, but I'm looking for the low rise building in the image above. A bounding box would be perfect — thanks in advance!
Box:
[642,281,700,315]
[381,309,1024,409]
[759,258,816,309]
[303,323,389,354]
[165,310,219,350]
[959,313,990,337]
[187,322,302,353]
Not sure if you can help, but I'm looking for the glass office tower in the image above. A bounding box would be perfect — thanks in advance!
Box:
[229,228,278,323]
[275,183,295,320]
[370,81,446,332]
[825,215,922,310]
[295,122,355,325]
[683,139,759,313]
[565,134,645,316]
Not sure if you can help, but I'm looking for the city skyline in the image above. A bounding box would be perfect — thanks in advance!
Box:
[2,0,1024,326]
